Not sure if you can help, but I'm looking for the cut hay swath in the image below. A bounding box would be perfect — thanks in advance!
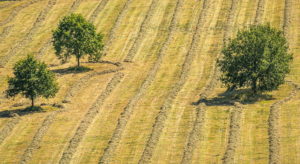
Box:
[98,0,183,163]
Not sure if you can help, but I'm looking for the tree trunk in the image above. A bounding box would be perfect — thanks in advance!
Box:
[77,57,80,67]
[252,79,257,94]
[31,97,34,107]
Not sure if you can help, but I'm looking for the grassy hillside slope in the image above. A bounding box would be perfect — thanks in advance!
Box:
[0,0,299,163]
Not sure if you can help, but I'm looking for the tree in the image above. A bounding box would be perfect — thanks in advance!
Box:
[52,13,104,67]
[218,24,292,94]
[6,55,59,108]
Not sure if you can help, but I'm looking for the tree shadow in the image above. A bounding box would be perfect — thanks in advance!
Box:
[0,106,46,118]
[52,66,93,75]
[193,89,274,106]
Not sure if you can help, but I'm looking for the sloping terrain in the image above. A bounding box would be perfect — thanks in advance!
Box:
[0,0,299,163]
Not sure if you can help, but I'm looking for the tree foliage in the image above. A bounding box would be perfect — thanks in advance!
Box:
[6,55,59,107]
[52,13,104,67]
[218,24,293,93]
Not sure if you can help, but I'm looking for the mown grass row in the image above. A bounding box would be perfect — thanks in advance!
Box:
[122,0,159,62]
[88,0,109,23]
[267,0,297,163]
[59,72,124,164]
[104,0,133,54]
[0,0,85,161]
[16,1,119,163]
[222,103,243,164]
[0,0,56,67]
[63,65,123,103]
[181,0,239,162]
[0,0,39,26]
[98,0,181,162]
[268,82,298,164]
[0,0,57,149]
[19,109,63,164]
[0,114,20,145]
[37,0,85,60]
[254,0,265,24]
[138,1,216,163]
[0,25,12,44]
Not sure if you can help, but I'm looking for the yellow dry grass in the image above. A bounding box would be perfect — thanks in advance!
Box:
[0,0,299,163]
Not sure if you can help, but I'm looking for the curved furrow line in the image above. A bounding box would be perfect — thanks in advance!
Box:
[138,0,213,163]
[88,0,109,23]
[222,102,243,164]
[17,64,123,164]
[69,0,82,13]
[0,114,20,145]
[283,0,291,38]
[0,0,39,26]
[18,109,63,164]
[268,82,298,164]
[0,25,12,44]
[104,0,133,53]
[254,0,265,24]
[0,0,57,147]
[98,0,183,163]
[15,1,105,163]
[17,66,123,164]
[18,0,121,157]
[123,0,159,62]
[63,66,123,103]
[58,72,124,164]
[0,0,57,67]
[0,2,16,10]
[181,0,239,163]
[267,1,295,163]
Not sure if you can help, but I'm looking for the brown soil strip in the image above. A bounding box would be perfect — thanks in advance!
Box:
[222,102,243,164]
[254,0,265,24]
[98,0,183,163]
[0,0,39,26]
[181,0,239,163]
[138,1,213,163]
[123,0,159,62]
[58,72,124,164]
[0,0,57,67]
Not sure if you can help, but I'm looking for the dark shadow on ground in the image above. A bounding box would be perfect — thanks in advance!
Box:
[0,106,46,118]
[52,66,92,75]
[193,89,274,106]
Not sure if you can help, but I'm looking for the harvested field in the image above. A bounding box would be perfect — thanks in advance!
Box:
[0,0,300,163]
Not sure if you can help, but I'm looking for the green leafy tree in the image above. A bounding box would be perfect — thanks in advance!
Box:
[6,55,59,108]
[218,24,292,94]
[52,13,104,67]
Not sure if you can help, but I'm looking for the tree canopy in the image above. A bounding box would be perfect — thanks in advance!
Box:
[52,13,104,67]
[6,55,59,107]
[218,24,293,94]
